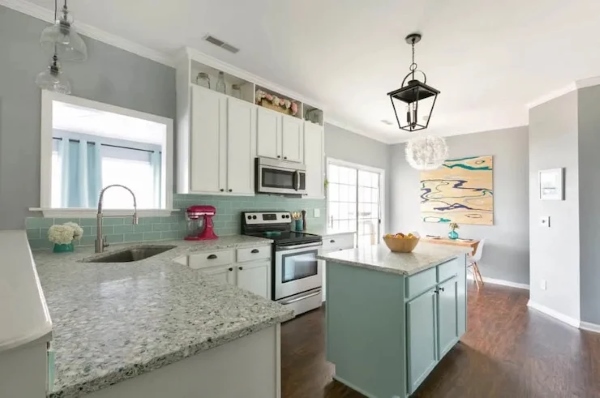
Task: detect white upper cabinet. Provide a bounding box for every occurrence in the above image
[227,98,256,195]
[304,122,325,198]
[256,107,281,160]
[190,85,226,194]
[281,116,304,163]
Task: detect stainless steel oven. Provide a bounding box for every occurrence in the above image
[255,157,307,196]
[274,241,322,301]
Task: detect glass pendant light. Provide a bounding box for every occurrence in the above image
[40,0,87,62]
[36,54,71,94]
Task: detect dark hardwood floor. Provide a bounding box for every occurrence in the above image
[281,282,600,398]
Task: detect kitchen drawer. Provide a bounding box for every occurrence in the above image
[188,249,234,270]
[405,268,437,299]
[322,233,355,252]
[437,258,460,282]
[236,245,271,263]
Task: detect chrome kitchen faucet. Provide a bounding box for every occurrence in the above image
[95,184,139,253]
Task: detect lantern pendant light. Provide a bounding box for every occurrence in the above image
[40,0,88,62]
[387,33,440,132]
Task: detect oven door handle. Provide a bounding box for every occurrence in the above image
[275,242,322,251]
[279,289,321,305]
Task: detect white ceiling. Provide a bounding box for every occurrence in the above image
[21,0,600,143]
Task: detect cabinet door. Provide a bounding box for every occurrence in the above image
[226,98,256,195]
[237,261,270,299]
[437,277,459,358]
[303,122,325,198]
[256,107,281,159]
[281,116,304,162]
[200,265,235,285]
[407,290,437,394]
[190,86,227,193]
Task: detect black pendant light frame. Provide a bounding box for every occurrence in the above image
[387,33,440,132]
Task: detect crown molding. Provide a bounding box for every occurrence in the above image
[575,75,600,90]
[0,0,175,67]
[526,83,577,109]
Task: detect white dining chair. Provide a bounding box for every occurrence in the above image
[468,239,485,290]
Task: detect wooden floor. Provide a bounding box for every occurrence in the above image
[281,282,600,398]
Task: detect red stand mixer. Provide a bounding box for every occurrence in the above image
[184,205,218,240]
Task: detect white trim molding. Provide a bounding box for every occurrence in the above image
[580,322,600,334]
[467,275,530,290]
[527,300,580,329]
[526,76,600,109]
[0,0,175,67]
[28,208,179,218]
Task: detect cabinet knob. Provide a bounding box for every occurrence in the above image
[277,155,281,158]
[220,189,224,192]
[439,287,445,292]
[284,156,288,160]
[228,267,233,271]
[251,249,259,254]
[239,266,243,270]
[330,239,335,243]
[207,254,217,260]
[228,189,232,192]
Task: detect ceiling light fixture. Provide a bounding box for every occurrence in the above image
[40,0,87,62]
[36,0,73,94]
[387,33,439,132]
[405,135,448,171]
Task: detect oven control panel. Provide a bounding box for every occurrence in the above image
[243,212,292,225]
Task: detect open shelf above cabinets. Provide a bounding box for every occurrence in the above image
[303,103,324,126]
[190,60,255,103]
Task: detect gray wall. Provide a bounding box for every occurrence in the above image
[529,91,580,321]
[324,123,392,232]
[0,6,176,229]
[390,126,530,285]
[578,86,600,325]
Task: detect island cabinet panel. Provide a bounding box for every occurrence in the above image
[407,289,438,394]
[324,253,468,398]
[438,277,460,358]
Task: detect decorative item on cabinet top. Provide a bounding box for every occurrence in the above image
[256,88,299,116]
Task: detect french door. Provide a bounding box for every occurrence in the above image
[326,159,384,246]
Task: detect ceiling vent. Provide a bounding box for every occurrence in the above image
[203,35,239,54]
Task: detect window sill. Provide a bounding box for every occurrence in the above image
[28,208,180,218]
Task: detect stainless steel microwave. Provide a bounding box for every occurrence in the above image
[255,157,307,196]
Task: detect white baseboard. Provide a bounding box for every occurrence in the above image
[580,321,600,333]
[467,274,530,290]
[527,300,580,328]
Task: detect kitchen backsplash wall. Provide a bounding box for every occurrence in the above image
[26,194,326,250]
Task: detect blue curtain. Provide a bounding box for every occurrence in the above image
[58,139,103,208]
[151,150,162,208]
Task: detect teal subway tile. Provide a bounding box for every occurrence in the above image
[133,224,153,233]
[79,218,98,226]
[103,218,125,226]
[123,233,145,243]
[160,231,179,240]
[113,224,134,234]
[161,215,179,223]
[139,217,158,225]
[152,223,171,232]
[26,229,41,240]
[81,226,94,237]
[169,223,183,231]
[54,217,81,225]
[106,234,124,244]
[100,225,114,235]
[78,236,96,247]
[28,239,52,250]
[26,217,55,229]
[40,228,50,239]
[143,232,162,241]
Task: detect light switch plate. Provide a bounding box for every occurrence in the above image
[314,208,321,218]
[540,216,550,227]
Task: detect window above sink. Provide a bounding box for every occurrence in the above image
[32,91,177,218]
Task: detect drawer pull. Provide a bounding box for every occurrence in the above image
[228,267,233,271]
[207,254,217,260]
[239,266,243,270]
[251,249,260,254]
[330,239,335,243]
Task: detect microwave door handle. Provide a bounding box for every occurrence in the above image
[295,170,300,191]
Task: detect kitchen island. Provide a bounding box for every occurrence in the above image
[34,236,293,398]
[318,243,470,398]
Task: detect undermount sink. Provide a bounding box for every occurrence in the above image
[84,245,177,263]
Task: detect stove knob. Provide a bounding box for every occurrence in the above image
[252,215,257,220]
[247,215,251,220]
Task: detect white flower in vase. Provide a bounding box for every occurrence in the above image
[48,225,76,245]
[64,222,84,240]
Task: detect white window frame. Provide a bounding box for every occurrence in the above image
[326,157,386,240]
[32,90,177,218]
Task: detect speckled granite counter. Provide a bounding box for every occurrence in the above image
[33,236,293,398]
[317,242,470,276]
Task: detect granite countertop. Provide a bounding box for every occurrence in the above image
[317,242,470,276]
[34,236,293,398]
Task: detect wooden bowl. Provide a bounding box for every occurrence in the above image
[383,236,420,253]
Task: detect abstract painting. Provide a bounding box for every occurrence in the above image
[420,156,494,225]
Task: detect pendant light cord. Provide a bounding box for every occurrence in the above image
[410,38,417,81]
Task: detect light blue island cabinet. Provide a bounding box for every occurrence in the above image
[318,243,470,398]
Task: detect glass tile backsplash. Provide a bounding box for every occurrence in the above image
[26,194,326,250]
